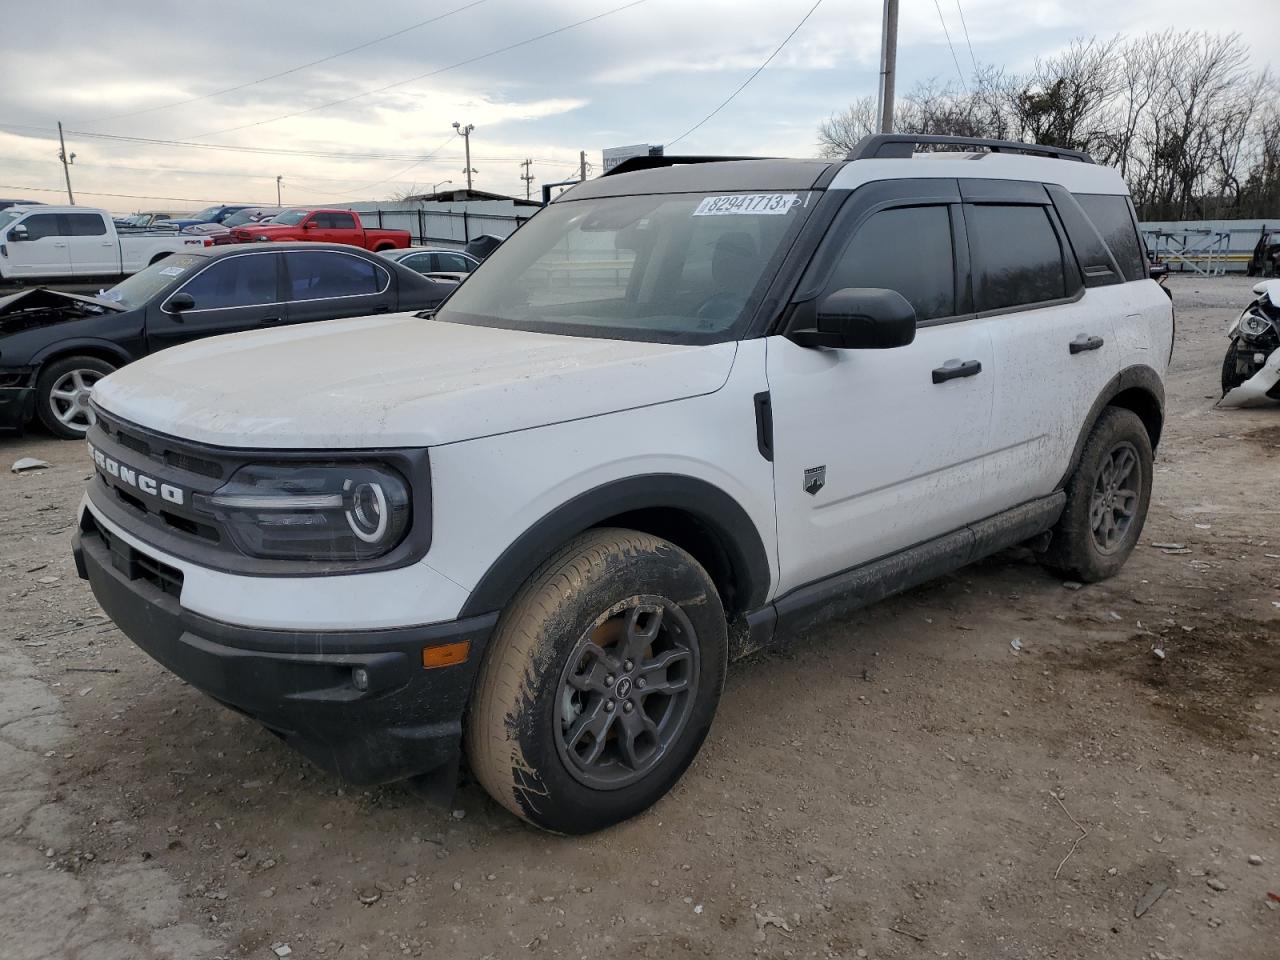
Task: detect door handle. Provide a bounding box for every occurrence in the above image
[260,316,282,323]
[1069,334,1105,354]
[932,359,982,383]
[371,304,391,314]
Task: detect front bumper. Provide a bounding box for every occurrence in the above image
[0,386,35,431]
[74,514,497,786]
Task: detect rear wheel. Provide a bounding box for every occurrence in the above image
[1041,407,1153,582]
[466,528,727,834]
[35,355,115,439]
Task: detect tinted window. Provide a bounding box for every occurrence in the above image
[285,252,384,300]
[824,205,955,321]
[435,252,473,273]
[176,254,279,310]
[1075,193,1146,282]
[317,212,356,229]
[104,254,205,310]
[23,213,63,240]
[398,253,433,275]
[66,213,107,236]
[967,204,1066,311]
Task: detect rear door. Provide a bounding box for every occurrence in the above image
[434,251,476,274]
[315,211,359,244]
[767,179,998,596]
[281,249,394,324]
[6,212,70,277]
[396,251,434,276]
[146,251,285,352]
[64,212,118,275]
[965,181,1119,511]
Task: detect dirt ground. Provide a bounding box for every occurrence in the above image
[1,275,1276,960]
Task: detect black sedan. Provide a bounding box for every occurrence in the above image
[0,243,457,438]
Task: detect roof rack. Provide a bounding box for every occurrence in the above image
[848,134,1094,164]
[601,155,767,177]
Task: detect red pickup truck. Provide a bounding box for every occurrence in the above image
[230,208,410,251]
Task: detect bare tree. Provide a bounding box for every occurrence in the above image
[817,96,879,157]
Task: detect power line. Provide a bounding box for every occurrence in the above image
[0,183,286,206]
[666,0,824,148]
[331,133,459,196]
[932,0,968,90]
[189,0,649,140]
[953,0,979,75]
[76,0,489,126]
[0,155,402,184]
[0,122,579,166]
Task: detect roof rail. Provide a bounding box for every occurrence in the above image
[601,155,769,177]
[848,134,1094,164]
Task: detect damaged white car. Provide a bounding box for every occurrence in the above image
[1220,280,1280,407]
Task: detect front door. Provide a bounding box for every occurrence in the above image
[147,251,285,352]
[767,187,997,597]
[6,212,70,277]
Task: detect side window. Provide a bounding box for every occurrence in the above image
[399,253,432,274]
[436,252,473,273]
[285,252,384,300]
[66,213,108,237]
[824,205,956,321]
[23,214,64,240]
[966,204,1067,311]
[175,254,279,311]
[1074,194,1146,282]
[328,212,357,230]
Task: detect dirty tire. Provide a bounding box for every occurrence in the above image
[466,528,727,834]
[1042,406,1153,583]
[1221,339,1246,396]
[35,355,115,439]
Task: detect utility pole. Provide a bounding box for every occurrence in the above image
[452,122,476,191]
[520,159,534,200]
[276,175,283,206]
[876,0,899,133]
[57,121,75,205]
[579,150,588,182]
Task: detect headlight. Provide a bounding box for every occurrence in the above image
[1239,310,1272,339]
[197,463,411,560]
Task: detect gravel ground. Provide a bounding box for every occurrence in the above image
[0,274,1276,960]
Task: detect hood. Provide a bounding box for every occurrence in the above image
[0,287,123,336]
[1252,280,1280,306]
[92,313,737,449]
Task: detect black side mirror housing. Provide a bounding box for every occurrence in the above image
[1148,262,1169,280]
[790,288,917,349]
[9,227,28,242]
[166,292,195,313]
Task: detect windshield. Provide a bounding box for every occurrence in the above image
[0,210,21,233]
[435,191,814,344]
[191,206,223,221]
[99,254,206,310]
[270,209,309,226]
[223,208,266,227]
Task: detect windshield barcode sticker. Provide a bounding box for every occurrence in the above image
[693,194,800,216]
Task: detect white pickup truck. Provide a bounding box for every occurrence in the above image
[0,206,212,283]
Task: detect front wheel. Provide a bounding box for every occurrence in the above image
[35,355,116,439]
[1041,407,1153,582]
[466,528,727,834]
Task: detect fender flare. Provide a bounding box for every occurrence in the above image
[30,337,135,369]
[1059,364,1164,487]
[457,473,772,619]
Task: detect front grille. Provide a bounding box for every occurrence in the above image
[85,512,184,598]
[164,449,223,479]
[114,429,151,458]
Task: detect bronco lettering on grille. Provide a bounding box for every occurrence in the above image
[87,443,186,506]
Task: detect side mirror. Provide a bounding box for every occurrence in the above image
[790,288,917,349]
[9,225,28,242]
[1148,262,1169,280]
[302,220,317,230]
[166,292,195,314]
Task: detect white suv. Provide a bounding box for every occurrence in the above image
[73,135,1173,834]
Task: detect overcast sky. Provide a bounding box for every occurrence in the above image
[1,0,1276,211]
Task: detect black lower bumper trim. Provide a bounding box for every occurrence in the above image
[0,386,35,432]
[75,521,497,786]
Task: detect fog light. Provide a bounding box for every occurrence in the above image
[352,667,370,691]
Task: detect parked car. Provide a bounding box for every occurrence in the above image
[72,135,1171,834]
[0,206,213,283]
[222,207,288,228]
[115,211,195,230]
[1220,279,1280,403]
[380,246,479,281]
[464,234,504,260]
[189,204,258,225]
[0,243,457,437]
[0,199,44,212]
[230,208,411,251]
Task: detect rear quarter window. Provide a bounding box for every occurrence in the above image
[1074,194,1146,282]
[966,204,1067,311]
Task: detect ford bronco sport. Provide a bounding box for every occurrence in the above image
[74,135,1172,834]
